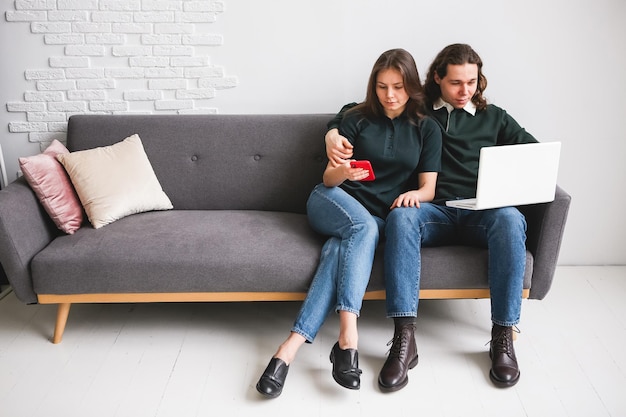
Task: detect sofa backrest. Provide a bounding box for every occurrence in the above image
[66,114,330,214]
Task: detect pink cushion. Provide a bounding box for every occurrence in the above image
[19,140,83,234]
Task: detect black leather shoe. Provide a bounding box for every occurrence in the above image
[378,323,418,392]
[329,342,362,390]
[256,357,289,398]
[489,324,520,388]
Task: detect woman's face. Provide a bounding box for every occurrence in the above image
[376,68,409,119]
[435,63,478,109]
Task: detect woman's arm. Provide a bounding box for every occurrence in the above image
[389,171,438,209]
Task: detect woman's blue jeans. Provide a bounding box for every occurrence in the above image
[384,203,527,327]
[291,184,384,342]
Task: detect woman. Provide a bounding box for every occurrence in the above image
[256,48,442,398]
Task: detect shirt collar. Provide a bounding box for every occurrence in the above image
[433,97,476,116]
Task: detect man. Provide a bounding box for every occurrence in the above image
[325,43,537,391]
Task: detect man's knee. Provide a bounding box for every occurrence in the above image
[387,207,413,225]
[386,207,424,237]
[492,207,527,233]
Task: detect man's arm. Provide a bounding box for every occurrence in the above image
[325,128,353,167]
[497,107,539,145]
[325,103,358,166]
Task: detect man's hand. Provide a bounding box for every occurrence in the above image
[325,128,353,167]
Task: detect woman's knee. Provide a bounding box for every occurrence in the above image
[354,216,381,245]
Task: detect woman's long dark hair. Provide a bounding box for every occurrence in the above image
[424,43,488,111]
[352,48,427,124]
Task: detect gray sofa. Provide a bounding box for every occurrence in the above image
[0,114,571,344]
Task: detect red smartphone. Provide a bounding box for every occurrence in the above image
[350,160,375,181]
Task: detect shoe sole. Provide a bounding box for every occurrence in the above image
[332,374,360,390]
[378,376,408,393]
[489,369,520,388]
[489,349,520,388]
[256,383,282,398]
[377,354,419,393]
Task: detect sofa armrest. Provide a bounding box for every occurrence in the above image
[0,178,59,304]
[519,185,572,300]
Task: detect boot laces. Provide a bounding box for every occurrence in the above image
[386,326,413,359]
[489,325,520,356]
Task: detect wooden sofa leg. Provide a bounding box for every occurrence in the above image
[52,303,71,344]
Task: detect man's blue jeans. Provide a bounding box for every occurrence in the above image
[384,203,527,327]
[291,184,384,342]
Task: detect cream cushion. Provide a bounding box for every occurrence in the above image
[57,134,173,229]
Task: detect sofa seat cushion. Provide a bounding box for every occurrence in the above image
[30,208,533,297]
[31,210,330,295]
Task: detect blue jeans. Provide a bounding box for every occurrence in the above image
[292,184,385,342]
[384,203,527,327]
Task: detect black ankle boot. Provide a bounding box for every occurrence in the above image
[489,324,520,387]
[378,321,418,392]
[329,342,362,390]
[256,357,289,398]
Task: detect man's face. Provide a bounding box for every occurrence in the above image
[435,63,478,109]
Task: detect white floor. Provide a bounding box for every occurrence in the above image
[0,266,624,417]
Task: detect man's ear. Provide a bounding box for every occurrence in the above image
[434,73,441,85]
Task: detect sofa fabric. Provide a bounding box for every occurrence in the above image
[66,114,329,214]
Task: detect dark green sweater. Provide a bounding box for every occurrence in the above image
[329,103,537,204]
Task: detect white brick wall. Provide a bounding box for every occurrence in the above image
[5,0,237,148]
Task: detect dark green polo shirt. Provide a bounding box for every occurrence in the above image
[337,109,442,219]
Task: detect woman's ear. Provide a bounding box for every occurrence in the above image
[434,73,441,85]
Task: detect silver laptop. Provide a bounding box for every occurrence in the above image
[445,142,561,210]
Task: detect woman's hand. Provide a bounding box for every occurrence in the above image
[389,172,438,210]
[325,129,354,167]
[323,161,372,187]
[346,161,373,182]
[390,190,423,209]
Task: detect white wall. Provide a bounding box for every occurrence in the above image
[1,0,625,265]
